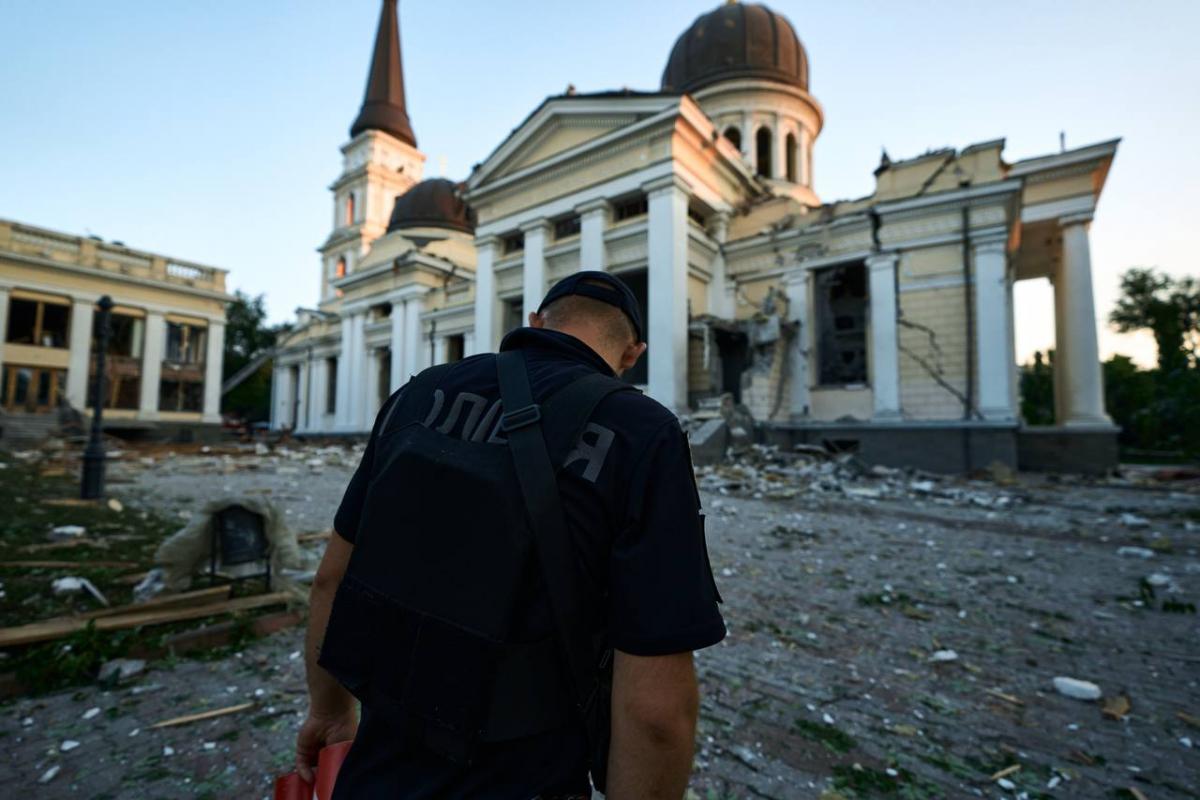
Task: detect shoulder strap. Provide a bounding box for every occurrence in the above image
[495,350,625,729]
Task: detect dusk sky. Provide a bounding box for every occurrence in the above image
[2,0,1196,367]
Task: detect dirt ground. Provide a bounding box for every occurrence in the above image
[1,443,1197,799]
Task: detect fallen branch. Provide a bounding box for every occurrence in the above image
[0,592,292,648]
[150,701,255,729]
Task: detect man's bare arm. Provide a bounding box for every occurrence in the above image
[605,649,699,800]
[296,532,358,782]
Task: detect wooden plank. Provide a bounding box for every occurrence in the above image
[0,560,139,570]
[0,592,292,648]
[149,702,255,729]
[77,586,232,621]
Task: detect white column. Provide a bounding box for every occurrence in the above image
[273,365,292,430]
[403,295,422,382]
[311,356,328,430]
[389,300,407,390]
[866,252,901,420]
[785,270,811,419]
[269,366,281,430]
[295,358,310,432]
[973,239,1015,420]
[463,331,475,359]
[0,287,9,371]
[472,236,499,354]
[65,299,95,410]
[364,349,380,423]
[434,336,448,365]
[336,315,353,429]
[577,200,609,272]
[1056,213,1110,425]
[645,175,690,411]
[349,312,367,430]
[138,311,164,418]
[522,219,550,320]
[740,112,751,158]
[202,320,224,423]
[772,113,785,180]
[706,213,732,319]
[799,128,812,187]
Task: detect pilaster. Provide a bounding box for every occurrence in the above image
[389,299,407,391]
[784,270,810,418]
[706,212,733,319]
[866,252,901,420]
[973,238,1015,421]
[403,294,423,380]
[65,299,95,410]
[336,316,354,429]
[644,174,691,410]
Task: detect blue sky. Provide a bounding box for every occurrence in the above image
[2,0,1197,366]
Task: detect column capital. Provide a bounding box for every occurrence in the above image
[706,210,731,242]
[575,198,610,216]
[474,234,501,250]
[384,284,430,304]
[641,173,692,198]
[865,251,899,271]
[520,217,551,235]
[1059,211,1093,228]
[783,268,808,288]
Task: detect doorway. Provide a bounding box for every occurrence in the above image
[3,366,66,412]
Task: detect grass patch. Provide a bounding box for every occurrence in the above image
[793,718,857,753]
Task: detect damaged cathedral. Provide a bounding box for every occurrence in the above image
[271,0,1119,473]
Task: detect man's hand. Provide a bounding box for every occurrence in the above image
[295,708,358,783]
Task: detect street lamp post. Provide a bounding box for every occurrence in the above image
[81,295,114,499]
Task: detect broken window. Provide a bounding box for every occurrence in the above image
[445,334,464,363]
[814,263,868,386]
[3,365,65,411]
[159,377,203,412]
[165,322,206,365]
[756,127,772,178]
[612,194,648,223]
[325,357,338,414]
[6,296,70,348]
[553,214,581,240]
[502,232,525,255]
[619,269,649,386]
[723,126,742,152]
[90,313,143,410]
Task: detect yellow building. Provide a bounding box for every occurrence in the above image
[274,0,1118,472]
[0,218,231,440]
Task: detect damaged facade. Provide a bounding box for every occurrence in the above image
[273,0,1118,472]
[0,219,231,440]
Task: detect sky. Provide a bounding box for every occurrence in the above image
[2,0,1197,367]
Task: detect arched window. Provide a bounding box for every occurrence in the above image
[785,133,798,182]
[755,127,772,178]
[335,256,347,279]
[723,126,742,152]
[345,193,356,226]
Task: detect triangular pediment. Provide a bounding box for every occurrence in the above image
[470,95,679,188]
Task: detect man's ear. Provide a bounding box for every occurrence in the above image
[619,341,648,375]
[528,312,545,329]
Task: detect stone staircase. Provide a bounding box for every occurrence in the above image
[0,409,76,450]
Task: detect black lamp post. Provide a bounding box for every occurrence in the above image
[81,295,114,499]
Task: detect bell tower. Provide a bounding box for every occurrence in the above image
[319,0,424,303]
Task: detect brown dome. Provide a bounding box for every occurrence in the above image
[386,179,476,234]
[661,2,809,95]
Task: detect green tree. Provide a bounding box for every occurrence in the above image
[1110,268,1200,374]
[222,291,288,423]
[1019,350,1055,425]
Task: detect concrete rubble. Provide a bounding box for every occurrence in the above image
[0,439,1196,798]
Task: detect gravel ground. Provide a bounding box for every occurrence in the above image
[2,444,1197,799]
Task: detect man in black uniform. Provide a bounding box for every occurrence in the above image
[297,271,725,799]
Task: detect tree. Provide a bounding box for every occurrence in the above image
[1110,268,1200,375]
[1019,350,1055,425]
[222,291,289,423]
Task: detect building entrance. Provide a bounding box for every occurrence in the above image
[2,365,66,412]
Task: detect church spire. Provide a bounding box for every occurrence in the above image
[349,0,416,147]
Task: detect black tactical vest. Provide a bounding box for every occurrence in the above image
[318,353,633,782]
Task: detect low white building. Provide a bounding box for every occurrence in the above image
[274,0,1118,473]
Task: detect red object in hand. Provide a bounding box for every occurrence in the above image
[274,740,353,800]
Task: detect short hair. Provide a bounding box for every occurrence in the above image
[539,281,637,349]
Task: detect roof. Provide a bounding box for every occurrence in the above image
[387,179,476,234]
[349,0,416,147]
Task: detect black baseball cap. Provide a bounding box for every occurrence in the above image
[537,270,644,342]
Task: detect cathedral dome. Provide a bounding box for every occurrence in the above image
[661,2,809,95]
[386,179,476,234]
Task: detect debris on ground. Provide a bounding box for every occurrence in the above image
[1053,676,1103,701]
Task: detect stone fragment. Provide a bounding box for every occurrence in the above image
[98,658,146,684]
[1053,677,1102,701]
[60,739,80,751]
[1116,546,1155,559]
[38,765,60,784]
[50,525,86,540]
[930,649,959,663]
